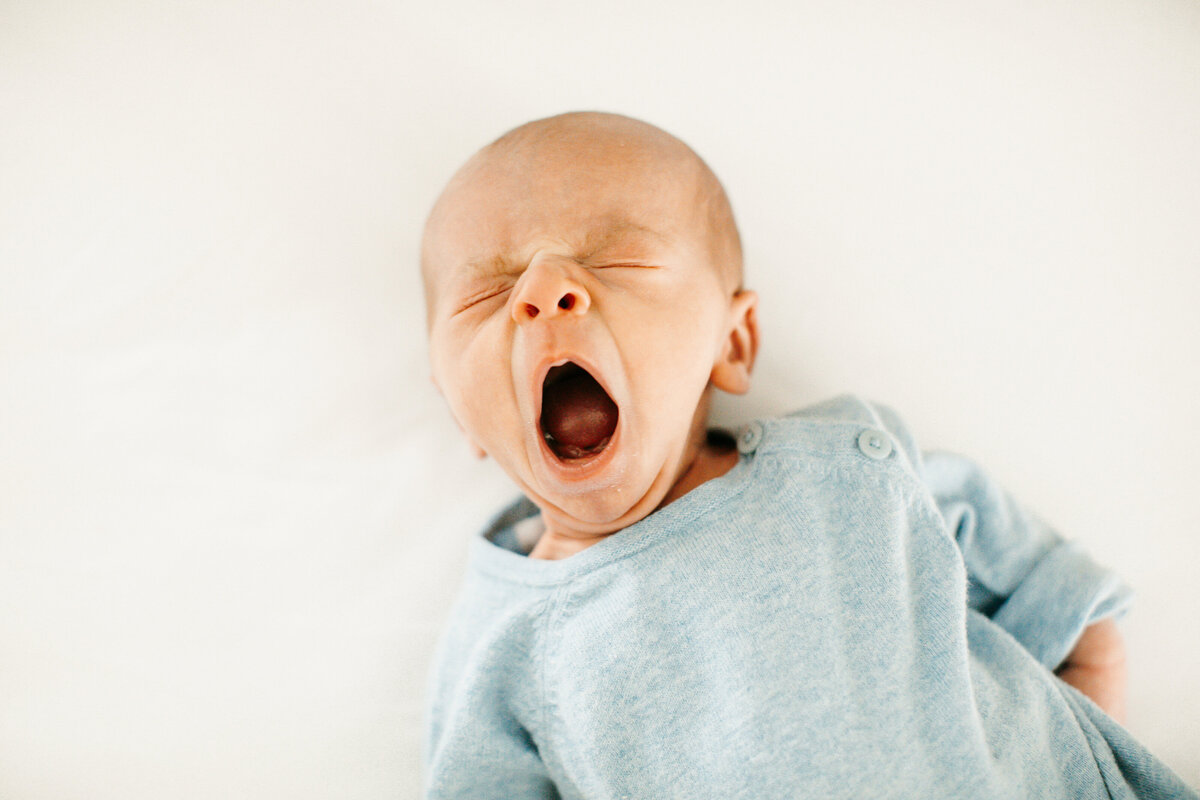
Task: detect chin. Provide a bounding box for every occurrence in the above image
[539,464,671,531]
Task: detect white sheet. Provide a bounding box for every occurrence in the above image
[2,1,1197,796]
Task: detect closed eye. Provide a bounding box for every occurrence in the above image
[453,286,512,315]
[450,263,659,316]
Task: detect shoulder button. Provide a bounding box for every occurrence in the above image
[857,428,893,460]
[737,421,764,454]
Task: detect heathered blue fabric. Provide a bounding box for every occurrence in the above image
[423,394,1196,799]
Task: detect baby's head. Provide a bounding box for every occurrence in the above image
[422,111,758,543]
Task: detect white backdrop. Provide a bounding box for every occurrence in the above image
[2,1,1198,797]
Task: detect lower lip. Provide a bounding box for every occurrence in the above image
[537,419,622,482]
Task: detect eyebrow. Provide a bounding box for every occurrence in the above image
[460,253,521,281]
[578,219,672,258]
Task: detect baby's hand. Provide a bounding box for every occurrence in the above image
[1055,618,1128,723]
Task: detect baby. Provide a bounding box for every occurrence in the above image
[420,112,1195,798]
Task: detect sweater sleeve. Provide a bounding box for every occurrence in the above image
[423,699,559,800]
[870,402,1133,671]
[423,588,560,799]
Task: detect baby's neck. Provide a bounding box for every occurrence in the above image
[656,429,739,508]
[527,431,739,561]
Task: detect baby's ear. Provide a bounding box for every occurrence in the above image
[710,289,759,395]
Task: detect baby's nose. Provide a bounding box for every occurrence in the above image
[510,264,591,323]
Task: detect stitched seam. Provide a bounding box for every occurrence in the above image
[470,416,910,586]
[538,585,571,792]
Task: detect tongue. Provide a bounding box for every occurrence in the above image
[541,370,618,456]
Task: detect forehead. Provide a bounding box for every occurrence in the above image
[424,144,705,284]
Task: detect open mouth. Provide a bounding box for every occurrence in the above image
[539,361,619,461]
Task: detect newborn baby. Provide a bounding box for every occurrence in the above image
[421,112,1195,798]
[422,111,752,564]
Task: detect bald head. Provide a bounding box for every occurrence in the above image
[421,112,743,319]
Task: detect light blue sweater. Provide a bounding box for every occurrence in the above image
[423,395,1196,798]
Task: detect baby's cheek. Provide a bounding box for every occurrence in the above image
[457,371,519,445]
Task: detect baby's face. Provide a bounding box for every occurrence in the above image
[423,115,754,535]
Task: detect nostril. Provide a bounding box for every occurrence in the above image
[558,294,575,311]
[525,303,539,318]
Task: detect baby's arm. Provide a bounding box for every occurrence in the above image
[868,401,1134,719]
[916,447,1133,710]
[1057,618,1128,722]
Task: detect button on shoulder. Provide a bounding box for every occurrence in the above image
[857,428,894,460]
[737,421,764,454]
